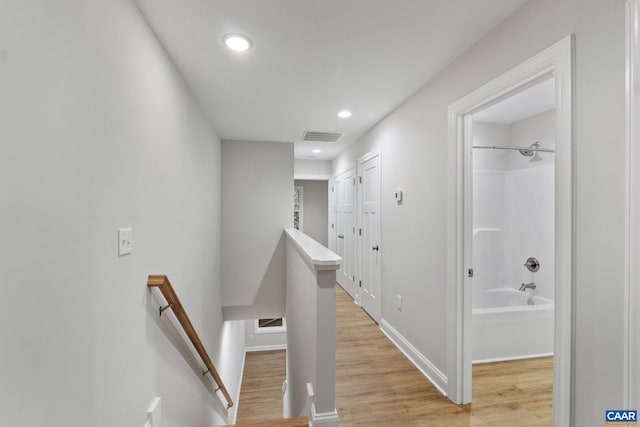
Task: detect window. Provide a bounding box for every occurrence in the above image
[254,318,286,334]
[294,186,303,230]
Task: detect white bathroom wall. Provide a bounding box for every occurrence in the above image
[504,167,555,300]
[472,122,512,171]
[473,112,556,301]
[472,171,507,297]
[506,111,555,300]
[472,123,510,297]
[332,0,628,422]
[0,1,243,426]
[509,109,556,169]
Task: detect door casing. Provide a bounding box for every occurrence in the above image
[357,151,382,322]
[447,36,574,427]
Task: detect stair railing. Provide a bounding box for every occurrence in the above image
[147,275,233,409]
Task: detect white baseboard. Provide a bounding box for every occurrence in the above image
[306,383,339,427]
[245,344,287,352]
[228,350,246,425]
[380,319,448,396]
[309,405,339,427]
[473,352,553,365]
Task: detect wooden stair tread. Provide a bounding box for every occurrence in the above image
[221,417,308,427]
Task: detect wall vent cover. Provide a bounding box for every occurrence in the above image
[301,131,344,142]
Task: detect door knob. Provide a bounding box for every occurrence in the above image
[372,245,379,251]
[338,234,344,239]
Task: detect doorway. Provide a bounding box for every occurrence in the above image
[470,77,556,367]
[331,154,382,322]
[447,36,573,426]
[293,179,329,246]
[332,168,357,297]
[469,78,556,425]
[358,152,381,322]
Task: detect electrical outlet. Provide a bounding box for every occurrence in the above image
[396,294,402,311]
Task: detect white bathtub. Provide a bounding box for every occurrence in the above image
[472,287,554,363]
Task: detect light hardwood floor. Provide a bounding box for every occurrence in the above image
[236,350,287,423]
[236,285,553,426]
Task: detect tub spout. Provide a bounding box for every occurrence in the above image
[519,282,536,292]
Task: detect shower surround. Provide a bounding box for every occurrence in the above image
[471,110,555,362]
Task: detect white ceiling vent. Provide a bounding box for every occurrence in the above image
[301,131,344,143]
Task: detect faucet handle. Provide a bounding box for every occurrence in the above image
[524,257,540,272]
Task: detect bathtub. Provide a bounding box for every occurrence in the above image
[472,287,554,363]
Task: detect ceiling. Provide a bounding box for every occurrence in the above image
[473,77,555,124]
[135,0,529,160]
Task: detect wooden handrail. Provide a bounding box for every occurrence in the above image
[147,275,233,409]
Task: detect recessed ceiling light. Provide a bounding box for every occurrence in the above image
[223,33,253,52]
[312,149,321,154]
[338,110,352,118]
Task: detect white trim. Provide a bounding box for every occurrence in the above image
[254,318,287,334]
[228,350,246,425]
[245,344,288,352]
[380,319,448,396]
[294,173,332,181]
[294,185,304,232]
[473,352,554,365]
[447,36,574,426]
[284,228,342,271]
[626,0,640,408]
[357,150,382,322]
[306,383,339,427]
[332,165,358,299]
[328,178,335,253]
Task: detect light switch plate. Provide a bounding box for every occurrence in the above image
[396,294,403,310]
[118,228,133,256]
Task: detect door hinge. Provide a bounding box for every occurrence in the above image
[359,228,362,236]
[331,223,334,229]
[359,280,362,288]
[352,227,355,233]
[352,178,356,185]
[352,276,355,282]
[359,176,362,184]
[331,186,334,192]
[468,268,474,278]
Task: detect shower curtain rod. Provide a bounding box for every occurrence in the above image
[472,145,555,153]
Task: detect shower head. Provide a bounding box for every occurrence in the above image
[529,151,543,162]
[519,142,542,161]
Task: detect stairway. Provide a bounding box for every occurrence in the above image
[222,416,308,427]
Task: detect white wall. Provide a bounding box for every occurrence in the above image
[221,140,294,320]
[294,159,332,178]
[294,180,329,246]
[0,1,243,426]
[244,319,287,351]
[331,0,628,423]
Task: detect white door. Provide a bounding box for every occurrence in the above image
[333,168,356,297]
[358,153,381,322]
